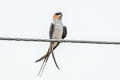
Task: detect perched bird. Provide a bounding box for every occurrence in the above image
[35,12,67,76]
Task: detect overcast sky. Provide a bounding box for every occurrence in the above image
[0,0,120,80]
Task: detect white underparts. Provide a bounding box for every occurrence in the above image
[52,20,63,39]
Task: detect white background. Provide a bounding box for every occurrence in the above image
[0,0,120,80]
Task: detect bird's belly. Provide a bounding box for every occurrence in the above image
[53,26,63,39]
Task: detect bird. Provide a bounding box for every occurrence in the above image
[35,12,67,76]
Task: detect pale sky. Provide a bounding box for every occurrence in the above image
[0,0,120,80]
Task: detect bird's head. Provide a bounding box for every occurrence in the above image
[53,12,62,20]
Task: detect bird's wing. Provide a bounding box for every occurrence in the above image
[62,26,67,39]
[49,23,54,39]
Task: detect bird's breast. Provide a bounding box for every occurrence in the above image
[53,24,63,39]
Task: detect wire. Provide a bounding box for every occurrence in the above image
[0,37,120,45]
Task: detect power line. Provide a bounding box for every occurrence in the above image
[0,37,120,45]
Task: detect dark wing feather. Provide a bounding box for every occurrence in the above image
[62,26,67,39]
[49,23,54,39]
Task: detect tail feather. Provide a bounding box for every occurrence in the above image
[52,52,60,69]
[35,42,58,63]
[35,54,47,62]
[35,42,60,76]
[35,47,51,63]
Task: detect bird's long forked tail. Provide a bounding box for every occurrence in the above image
[35,42,60,77]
